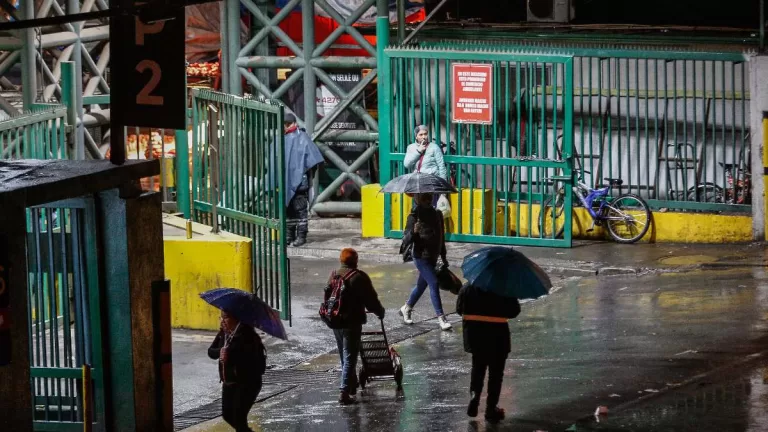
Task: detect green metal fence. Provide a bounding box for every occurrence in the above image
[27,200,106,431]
[422,41,752,214]
[0,106,68,160]
[190,89,291,320]
[380,46,575,247]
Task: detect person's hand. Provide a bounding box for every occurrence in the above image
[441,259,449,269]
[377,310,386,320]
[220,347,228,362]
[417,141,428,153]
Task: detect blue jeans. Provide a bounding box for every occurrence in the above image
[406,257,444,316]
[333,325,362,392]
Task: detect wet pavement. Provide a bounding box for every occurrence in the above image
[175,259,768,431]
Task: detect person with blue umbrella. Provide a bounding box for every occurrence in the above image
[200,289,288,431]
[457,246,552,423]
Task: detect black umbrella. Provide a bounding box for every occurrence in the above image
[380,172,458,194]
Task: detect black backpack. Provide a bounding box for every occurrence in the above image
[319,269,358,329]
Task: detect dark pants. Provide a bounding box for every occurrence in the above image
[470,353,507,409]
[406,257,444,316]
[222,381,261,432]
[287,190,309,242]
[333,325,362,392]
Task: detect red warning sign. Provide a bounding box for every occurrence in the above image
[451,63,493,125]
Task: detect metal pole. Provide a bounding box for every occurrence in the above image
[402,0,450,45]
[227,0,242,94]
[220,2,230,93]
[175,129,191,218]
[397,0,405,43]
[69,0,85,159]
[82,364,93,432]
[302,0,316,134]
[20,0,37,108]
[209,104,220,233]
[377,0,392,230]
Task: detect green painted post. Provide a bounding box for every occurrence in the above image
[175,129,191,218]
[377,0,392,237]
[61,62,78,158]
[20,0,36,109]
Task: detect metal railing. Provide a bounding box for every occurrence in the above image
[0,106,68,160]
[421,40,752,213]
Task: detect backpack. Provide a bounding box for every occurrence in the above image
[319,269,358,329]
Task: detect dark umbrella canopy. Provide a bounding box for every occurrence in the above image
[380,172,458,194]
[200,288,288,340]
[461,247,552,300]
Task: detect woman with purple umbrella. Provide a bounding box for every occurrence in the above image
[200,289,287,431]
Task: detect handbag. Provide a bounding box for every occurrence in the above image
[436,266,463,295]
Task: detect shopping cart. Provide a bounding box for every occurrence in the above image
[358,313,403,391]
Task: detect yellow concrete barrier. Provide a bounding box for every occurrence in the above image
[362,183,752,243]
[163,215,252,330]
[362,184,494,237]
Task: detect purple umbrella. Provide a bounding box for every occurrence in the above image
[200,288,288,340]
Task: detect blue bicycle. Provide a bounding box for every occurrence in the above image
[539,170,652,243]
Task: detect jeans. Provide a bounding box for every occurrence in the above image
[333,325,362,392]
[222,380,261,432]
[470,353,507,409]
[406,257,444,316]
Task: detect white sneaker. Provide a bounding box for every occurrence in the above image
[399,304,414,325]
[438,316,452,331]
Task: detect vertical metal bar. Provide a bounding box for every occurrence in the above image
[228,0,242,94]
[682,59,689,198]
[44,210,62,413]
[398,0,406,42]
[209,105,220,233]
[377,0,392,235]
[740,63,747,200]
[514,62,520,236]
[635,59,640,196]
[302,0,316,134]
[563,58,574,246]
[721,61,727,196]
[20,0,36,108]
[607,59,613,192]
[731,62,737,200]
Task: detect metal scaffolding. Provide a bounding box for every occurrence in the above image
[0,0,110,159]
[222,0,390,215]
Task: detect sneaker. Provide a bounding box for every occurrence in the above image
[467,393,480,417]
[399,304,413,325]
[293,237,307,247]
[485,406,505,423]
[338,391,354,405]
[438,315,452,331]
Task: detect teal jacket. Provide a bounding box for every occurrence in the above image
[404,141,448,180]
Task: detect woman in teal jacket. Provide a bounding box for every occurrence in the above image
[404,125,448,206]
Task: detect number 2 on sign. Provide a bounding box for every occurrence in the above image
[0,265,6,296]
[136,60,163,106]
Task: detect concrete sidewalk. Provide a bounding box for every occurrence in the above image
[293,222,767,277]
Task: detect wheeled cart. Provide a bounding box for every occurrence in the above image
[358,313,403,391]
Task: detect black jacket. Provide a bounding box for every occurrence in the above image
[456,283,521,355]
[208,324,264,385]
[401,205,447,262]
[333,266,385,326]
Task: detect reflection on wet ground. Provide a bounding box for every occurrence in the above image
[180,266,768,431]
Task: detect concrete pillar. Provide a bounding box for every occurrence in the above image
[0,192,33,431]
[750,55,768,240]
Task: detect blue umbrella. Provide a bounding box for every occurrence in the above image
[461,247,552,299]
[200,288,288,340]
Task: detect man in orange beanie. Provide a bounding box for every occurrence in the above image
[325,248,385,404]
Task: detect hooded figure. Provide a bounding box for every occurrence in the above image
[268,113,324,246]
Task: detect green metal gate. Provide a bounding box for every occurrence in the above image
[380,47,575,247]
[27,199,106,431]
[190,89,291,320]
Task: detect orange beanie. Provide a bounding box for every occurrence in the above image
[340,248,358,268]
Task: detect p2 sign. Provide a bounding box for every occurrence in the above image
[111,3,186,130]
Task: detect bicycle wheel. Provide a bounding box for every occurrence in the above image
[539,189,567,239]
[605,194,652,243]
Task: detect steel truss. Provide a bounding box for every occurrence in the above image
[1,0,109,159]
[222,0,392,215]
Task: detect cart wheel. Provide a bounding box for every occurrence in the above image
[394,365,404,391]
[359,367,367,389]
